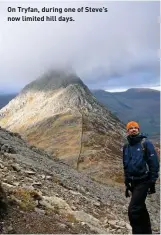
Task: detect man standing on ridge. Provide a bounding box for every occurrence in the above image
[122,121,159,234]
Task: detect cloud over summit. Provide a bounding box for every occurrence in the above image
[0,1,159,92]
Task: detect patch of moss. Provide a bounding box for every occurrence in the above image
[12,188,37,211]
[65,213,78,223]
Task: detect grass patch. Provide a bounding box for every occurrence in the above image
[65,213,78,223]
[11,188,38,211]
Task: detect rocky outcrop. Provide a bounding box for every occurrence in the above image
[0,127,160,234]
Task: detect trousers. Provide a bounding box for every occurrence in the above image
[128,179,152,234]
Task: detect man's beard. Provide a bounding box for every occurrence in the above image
[131,131,139,136]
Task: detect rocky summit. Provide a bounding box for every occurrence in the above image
[0,70,125,184]
[0,127,160,234]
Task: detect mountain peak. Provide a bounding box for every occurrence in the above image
[126,88,158,93]
[22,69,84,93]
[0,70,125,179]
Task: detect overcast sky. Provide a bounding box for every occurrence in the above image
[0,1,160,93]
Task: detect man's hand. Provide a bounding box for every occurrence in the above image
[125,188,131,197]
[125,181,132,198]
[148,182,156,194]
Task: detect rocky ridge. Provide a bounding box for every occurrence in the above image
[0,71,125,184]
[0,127,160,234]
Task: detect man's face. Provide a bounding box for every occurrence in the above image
[127,126,139,136]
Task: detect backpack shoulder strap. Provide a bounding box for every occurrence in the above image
[122,141,129,156]
[141,138,145,150]
[141,138,147,162]
[123,140,129,148]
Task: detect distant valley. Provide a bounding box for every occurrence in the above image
[92,88,160,140]
[0,94,17,109]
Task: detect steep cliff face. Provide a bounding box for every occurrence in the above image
[0,70,125,183]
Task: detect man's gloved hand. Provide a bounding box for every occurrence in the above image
[125,188,130,197]
[125,181,132,198]
[148,181,156,194]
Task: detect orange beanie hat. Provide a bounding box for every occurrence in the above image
[126,121,139,130]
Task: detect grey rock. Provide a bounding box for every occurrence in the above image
[2,182,15,189]
[46,175,52,180]
[57,223,68,230]
[125,222,132,230]
[24,170,36,175]
[32,182,42,186]
[108,219,117,226]
[93,201,100,207]
[7,225,14,232]
[34,207,45,215]
[11,163,21,172]
[12,182,20,187]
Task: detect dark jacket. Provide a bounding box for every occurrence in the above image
[123,133,159,183]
